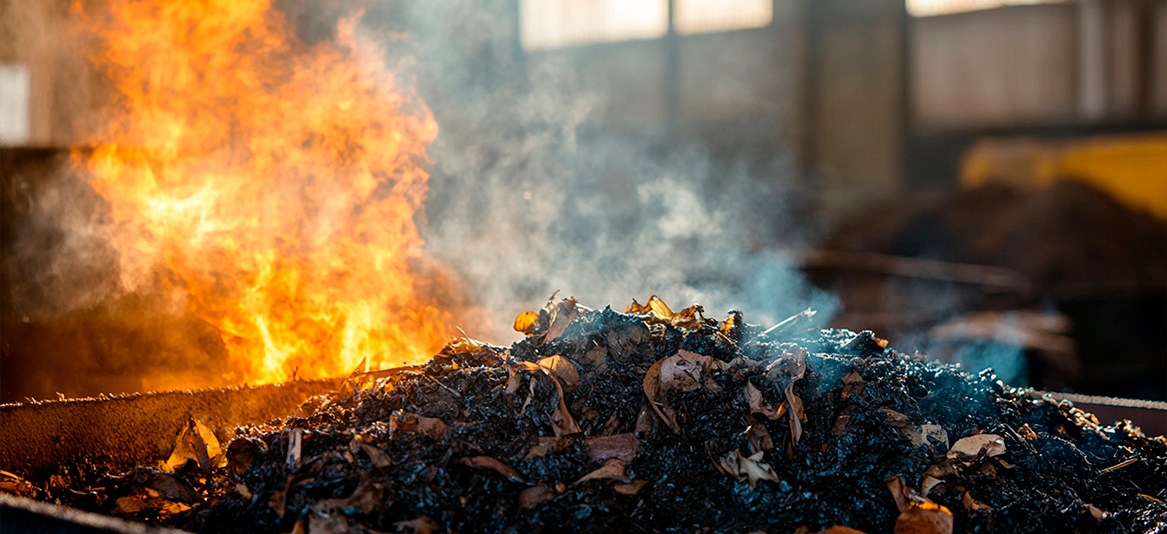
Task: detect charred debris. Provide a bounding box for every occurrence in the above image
[4,297,1166,533]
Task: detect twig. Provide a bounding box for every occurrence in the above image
[1100,457,1140,474]
[754,309,817,341]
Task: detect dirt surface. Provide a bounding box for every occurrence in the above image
[6,298,1166,533]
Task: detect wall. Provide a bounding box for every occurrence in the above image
[911,3,1078,131]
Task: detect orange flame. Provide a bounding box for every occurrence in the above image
[75,0,452,383]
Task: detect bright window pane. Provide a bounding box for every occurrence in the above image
[0,64,31,145]
[521,0,668,50]
[675,0,773,35]
[907,0,1067,17]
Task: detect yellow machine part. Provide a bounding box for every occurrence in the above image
[961,133,1167,219]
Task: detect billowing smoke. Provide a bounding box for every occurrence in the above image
[369,1,839,342]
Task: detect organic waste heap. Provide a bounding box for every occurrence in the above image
[10,298,1167,533]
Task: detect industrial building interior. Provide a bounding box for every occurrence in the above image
[2,1,1167,532]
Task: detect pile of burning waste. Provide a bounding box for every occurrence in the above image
[5,297,1166,533]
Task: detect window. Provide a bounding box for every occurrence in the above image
[907,0,1068,18]
[520,0,773,50]
[0,64,31,145]
[675,0,773,35]
[520,0,668,51]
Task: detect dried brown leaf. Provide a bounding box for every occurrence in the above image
[311,480,385,517]
[894,501,954,534]
[947,434,1006,464]
[394,515,439,534]
[115,495,148,514]
[643,358,681,433]
[443,337,487,354]
[841,370,865,399]
[574,458,629,485]
[920,476,943,497]
[268,475,314,518]
[416,416,449,441]
[524,437,559,460]
[925,461,955,478]
[627,295,703,329]
[660,352,706,392]
[961,492,990,516]
[1084,504,1108,524]
[885,476,913,513]
[166,418,223,473]
[513,311,540,334]
[518,485,557,508]
[718,449,780,487]
[743,415,775,453]
[784,382,805,447]
[586,433,638,462]
[767,348,807,382]
[545,371,583,437]
[909,425,949,449]
[613,480,648,495]
[459,456,524,482]
[538,355,580,389]
[601,412,621,436]
[359,443,393,468]
[286,429,304,470]
[546,298,578,341]
[832,405,855,437]
[634,404,655,435]
[881,408,914,429]
[306,512,351,534]
[225,437,265,476]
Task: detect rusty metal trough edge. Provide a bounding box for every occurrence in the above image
[0,378,343,480]
[0,491,190,534]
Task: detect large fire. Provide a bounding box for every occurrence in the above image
[74,0,454,384]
